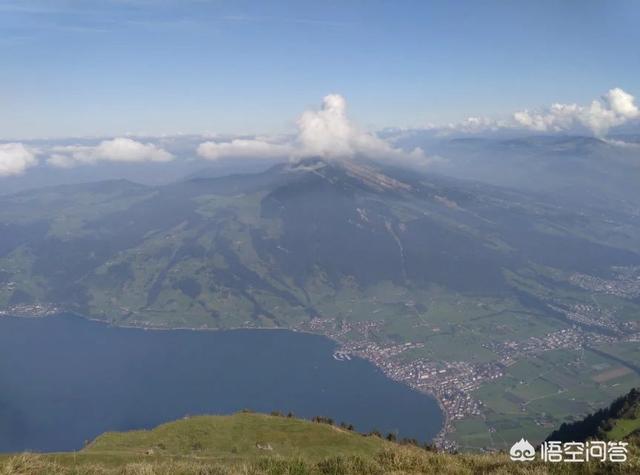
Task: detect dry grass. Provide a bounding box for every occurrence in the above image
[1,447,639,475]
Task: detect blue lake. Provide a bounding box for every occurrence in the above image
[0,314,443,453]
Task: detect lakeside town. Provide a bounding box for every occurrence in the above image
[0,302,61,318]
[569,267,640,300]
[299,304,640,451]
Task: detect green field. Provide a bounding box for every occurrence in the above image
[458,348,640,449]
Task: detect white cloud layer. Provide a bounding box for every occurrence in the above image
[432,88,639,138]
[512,88,639,136]
[0,143,38,177]
[197,138,292,161]
[198,94,427,165]
[48,137,174,168]
[445,88,640,137]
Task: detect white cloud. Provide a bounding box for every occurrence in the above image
[512,88,639,136]
[197,94,427,166]
[428,88,639,138]
[444,116,510,134]
[197,138,293,161]
[0,143,38,176]
[605,88,638,118]
[296,94,424,161]
[513,103,580,132]
[47,137,173,168]
[296,94,355,158]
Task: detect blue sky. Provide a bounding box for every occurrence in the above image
[1,0,639,138]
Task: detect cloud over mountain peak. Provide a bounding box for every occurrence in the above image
[198,94,427,165]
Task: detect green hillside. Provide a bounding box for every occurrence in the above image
[604,399,640,443]
[85,412,394,461]
[548,388,640,444]
[1,412,639,474]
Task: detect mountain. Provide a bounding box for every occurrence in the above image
[2,157,640,452]
[547,387,640,444]
[1,157,638,329]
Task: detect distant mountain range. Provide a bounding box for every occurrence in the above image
[393,134,640,211]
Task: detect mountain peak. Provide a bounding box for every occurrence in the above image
[285,157,413,193]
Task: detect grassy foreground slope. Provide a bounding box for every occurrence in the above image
[86,413,393,461]
[1,412,639,474]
